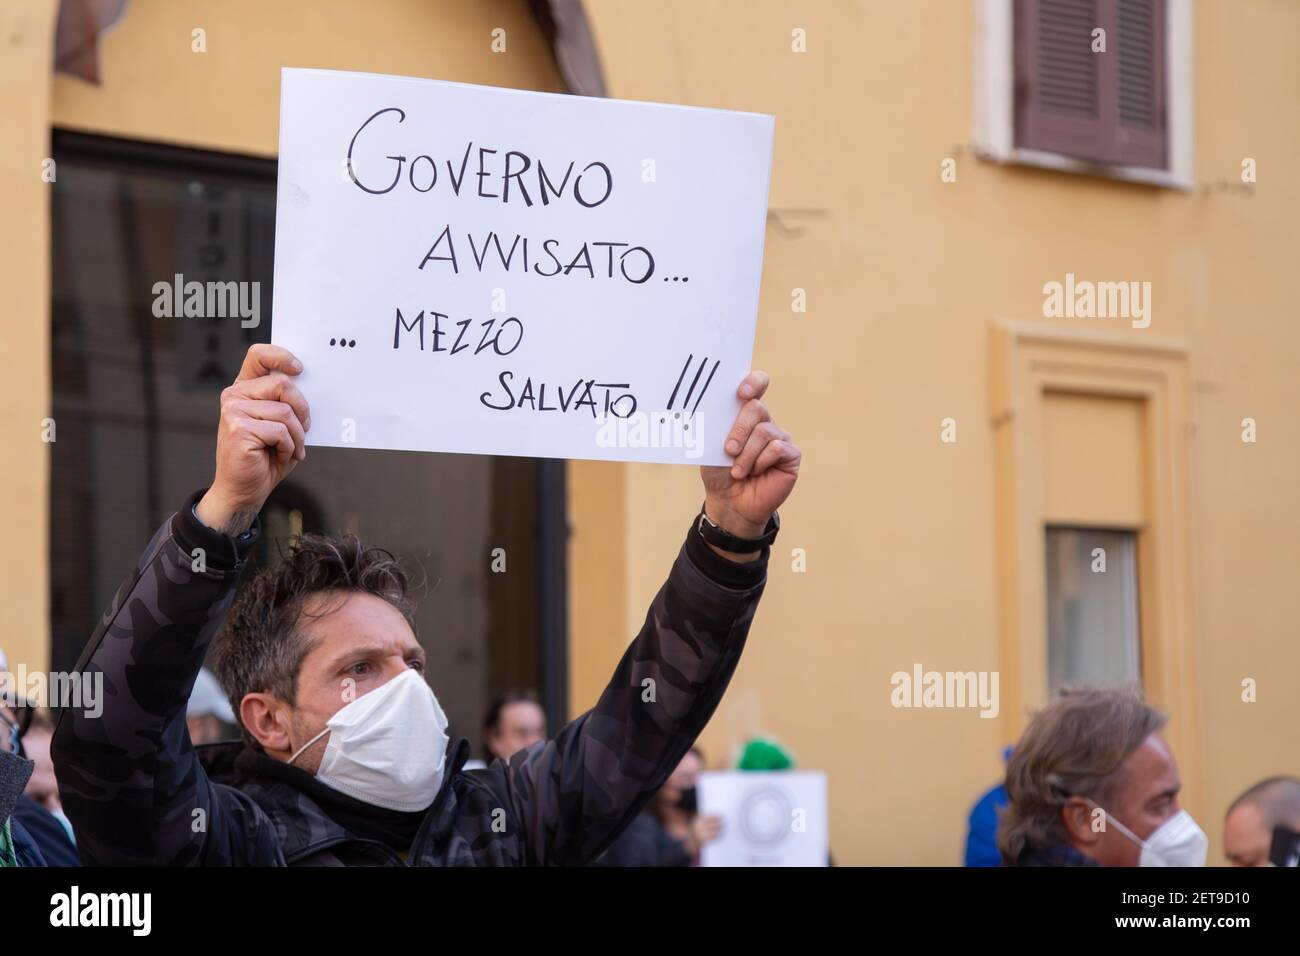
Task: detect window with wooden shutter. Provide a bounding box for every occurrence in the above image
[1015,0,1167,169]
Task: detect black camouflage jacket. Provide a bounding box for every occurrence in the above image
[52,491,767,866]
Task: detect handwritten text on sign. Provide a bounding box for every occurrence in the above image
[270,69,774,465]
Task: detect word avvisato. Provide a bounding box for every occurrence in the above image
[416,225,656,284]
[347,107,613,208]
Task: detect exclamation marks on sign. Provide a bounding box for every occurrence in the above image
[667,354,721,415]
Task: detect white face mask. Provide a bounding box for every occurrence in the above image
[51,808,77,846]
[1108,808,1208,867]
[288,668,449,812]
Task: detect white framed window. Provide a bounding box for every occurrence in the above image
[973,0,1194,189]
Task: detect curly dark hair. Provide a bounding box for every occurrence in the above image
[212,533,415,748]
[997,685,1167,865]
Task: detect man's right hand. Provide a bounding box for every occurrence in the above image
[195,344,311,536]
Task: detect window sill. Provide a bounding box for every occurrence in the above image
[974,144,1193,192]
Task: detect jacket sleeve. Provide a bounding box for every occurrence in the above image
[502,517,767,866]
[51,491,281,866]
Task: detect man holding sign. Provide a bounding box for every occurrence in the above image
[52,343,799,865]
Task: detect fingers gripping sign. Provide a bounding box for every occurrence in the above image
[195,345,313,536]
[699,370,801,560]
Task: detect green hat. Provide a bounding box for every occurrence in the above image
[736,737,795,771]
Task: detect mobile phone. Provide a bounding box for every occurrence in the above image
[1268,825,1300,868]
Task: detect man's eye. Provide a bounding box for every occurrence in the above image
[349,662,371,676]
[406,660,424,673]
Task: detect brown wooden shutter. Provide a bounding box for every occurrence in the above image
[1015,0,1167,169]
[1112,0,1167,167]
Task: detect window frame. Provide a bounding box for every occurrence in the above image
[973,0,1194,189]
[990,319,1199,806]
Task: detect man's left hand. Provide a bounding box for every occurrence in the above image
[699,370,801,560]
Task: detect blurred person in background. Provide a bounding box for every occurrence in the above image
[656,747,722,862]
[187,667,236,745]
[1,753,45,866]
[1,648,46,867]
[963,746,1013,867]
[458,689,547,772]
[594,747,721,866]
[999,686,1207,867]
[482,690,547,764]
[14,710,80,865]
[1223,776,1300,867]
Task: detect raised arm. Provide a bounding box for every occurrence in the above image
[52,345,311,865]
[501,370,801,865]
[51,496,280,864]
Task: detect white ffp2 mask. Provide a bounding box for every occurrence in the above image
[1108,808,1208,867]
[288,668,449,812]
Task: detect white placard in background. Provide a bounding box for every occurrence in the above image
[698,771,828,867]
[271,68,774,466]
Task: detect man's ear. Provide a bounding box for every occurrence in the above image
[1060,795,1104,849]
[240,692,293,754]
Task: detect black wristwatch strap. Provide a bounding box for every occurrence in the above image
[695,507,780,553]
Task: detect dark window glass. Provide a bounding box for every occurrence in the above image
[49,132,566,744]
[1045,527,1141,692]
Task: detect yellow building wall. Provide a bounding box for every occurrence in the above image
[0,0,58,676]
[579,0,1300,865]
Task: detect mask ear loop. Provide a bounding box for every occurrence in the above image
[285,671,421,768]
[1046,774,1146,849]
[288,727,330,767]
[1095,807,1146,848]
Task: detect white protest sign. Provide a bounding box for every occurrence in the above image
[271,68,774,466]
[698,771,828,867]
